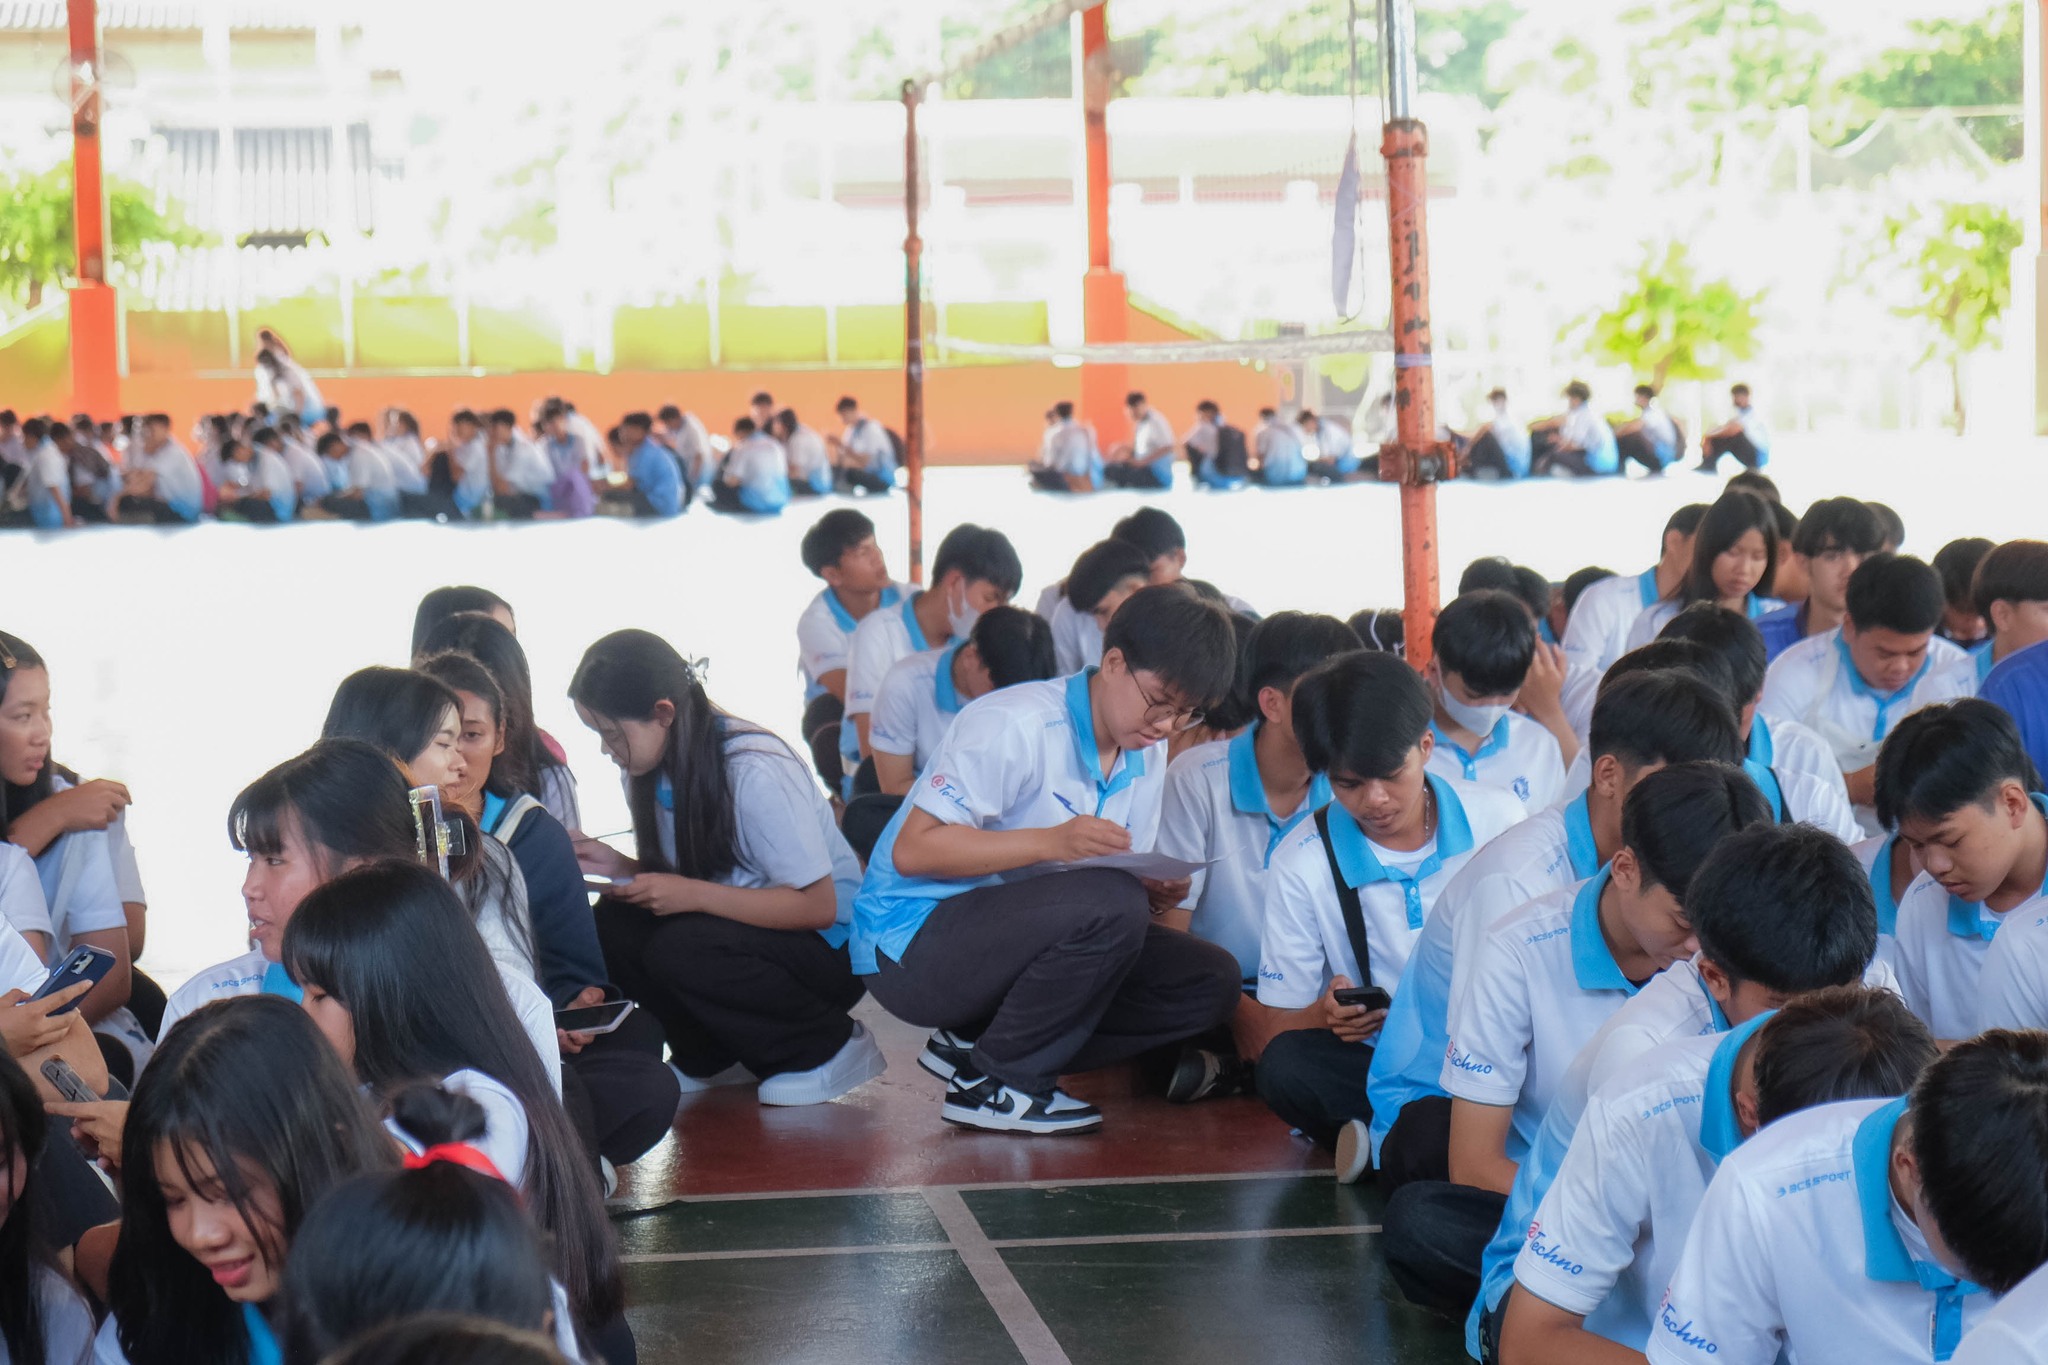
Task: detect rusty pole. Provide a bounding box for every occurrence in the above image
[902,79,926,586]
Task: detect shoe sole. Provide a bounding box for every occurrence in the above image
[940,1103,1103,1135]
[758,1039,889,1107]
[1334,1122,1371,1184]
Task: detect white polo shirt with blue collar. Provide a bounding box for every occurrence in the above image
[1955,1257,2048,1364]
[1647,1097,1992,1365]
[1970,880,2048,1036]
[852,670,1168,976]
[1854,831,1911,973]
[1256,774,1523,1012]
[1626,592,1782,654]
[1506,1014,1768,1354]
[1155,724,1332,981]
[1891,801,2047,1038]
[869,641,968,775]
[795,581,908,701]
[1442,868,1658,1158]
[1426,712,1565,813]
[1367,792,1602,1163]
[843,592,948,789]
[1564,567,1663,678]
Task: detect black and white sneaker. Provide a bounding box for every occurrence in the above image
[1165,1045,1251,1104]
[918,1028,978,1082]
[941,1073,1103,1135]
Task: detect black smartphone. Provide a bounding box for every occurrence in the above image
[40,1056,98,1103]
[26,945,117,1014]
[1332,985,1392,1012]
[552,999,637,1035]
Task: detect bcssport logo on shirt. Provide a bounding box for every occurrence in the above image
[1513,776,1532,801]
[1524,925,1570,947]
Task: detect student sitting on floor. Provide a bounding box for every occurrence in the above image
[853,586,1244,1135]
[1030,401,1102,493]
[605,411,685,518]
[1644,1030,2041,1365]
[1973,539,2048,690]
[1625,490,1782,650]
[257,423,328,513]
[13,419,75,529]
[1754,496,1885,663]
[1253,409,1308,487]
[1185,400,1252,490]
[1153,612,1362,1100]
[1251,651,1526,1164]
[796,509,908,793]
[1693,380,1771,473]
[831,397,898,495]
[1530,381,1618,478]
[1461,389,1531,481]
[870,606,1057,796]
[1381,761,1771,1318]
[1613,383,1681,474]
[310,431,398,522]
[1762,553,1977,835]
[569,630,880,1108]
[1103,391,1178,490]
[1944,1040,2048,1365]
[774,407,835,497]
[1299,409,1359,482]
[1424,591,1567,813]
[711,417,791,516]
[1496,983,1935,1365]
[486,409,556,520]
[1049,538,1155,676]
[1564,503,1705,678]
[212,435,296,524]
[116,413,204,524]
[654,403,715,500]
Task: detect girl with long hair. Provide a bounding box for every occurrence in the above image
[415,610,580,830]
[1624,489,1782,649]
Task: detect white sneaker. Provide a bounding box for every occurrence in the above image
[941,1073,1103,1135]
[1334,1118,1372,1185]
[669,1060,756,1099]
[756,1022,889,1107]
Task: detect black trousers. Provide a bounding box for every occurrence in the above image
[34,1125,118,1252]
[497,491,543,520]
[319,492,373,520]
[1254,1026,1375,1149]
[216,498,281,522]
[1702,431,1762,470]
[1463,431,1512,479]
[710,482,749,513]
[1534,444,1596,477]
[1028,468,1071,492]
[1103,461,1170,489]
[596,902,864,1078]
[840,794,904,864]
[1616,430,1667,474]
[561,1007,681,1167]
[1377,1093,1452,1198]
[398,490,460,519]
[866,870,1240,1095]
[115,495,188,524]
[803,692,845,791]
[126,969,168,1041]
[838,468,893,495]
[1382,1180,1508,1316]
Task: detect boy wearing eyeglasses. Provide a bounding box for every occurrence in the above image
[851,586,1245,1135]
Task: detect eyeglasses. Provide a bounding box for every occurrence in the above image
[1130,670,1206,732]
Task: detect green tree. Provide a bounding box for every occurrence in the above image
[1622,0,1829,115]
[1569,242,1765,389]
[1842,3,2022,159]
[0,165,201,310]
[1882,201,2023,432]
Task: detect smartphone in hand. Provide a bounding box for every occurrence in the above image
[1331,985,1392,1012]
[27,945,117,1015]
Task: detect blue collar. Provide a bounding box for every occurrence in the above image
[1637,567,1660,608]
[1974,639,1995,684]
[1323,774,1475,929]
[1743,757,1785,821]
[1853,1097,1986,1361]
[1562,792,1600,880]
[1698,1010,1772,1162]
[1835,633,1935,742]
[1946,792,2048,939]
[1064,670,1143,812]
[655,771,674,812]
[259,961,302,1004]
[1747,714,1775,767]
[1228,723,1331,864]
[1430,716,1510,781]
[901,594,931,652]
[933,640,966,715]
[1870,832,1904,937]
[1568,867,1641,994]
[480,790,507,834]
[1744,593,1771,621]
[824,583,902,634]
[1696,966,1732,1032]
[244,1304,283,1365]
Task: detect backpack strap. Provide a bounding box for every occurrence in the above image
[487,793,542,844]
[1314,806,1374,990]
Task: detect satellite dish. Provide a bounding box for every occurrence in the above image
[50,47,137,133]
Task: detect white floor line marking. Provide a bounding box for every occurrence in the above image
[922,1187,1074,1365]
[623,1166,1325,1204]
[619,1222,1380,1264]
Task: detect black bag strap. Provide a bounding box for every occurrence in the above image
[1315,806,1374,990]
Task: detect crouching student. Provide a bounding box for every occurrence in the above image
[1151,612,1363,1100]
[568,630,882,1107]
[1251,651,1526,1168]
[853,587,1244,1134]
[1873,699,2048,1041]
[1382,762,1771,1316]
[869,607,1058,796]
[310,432,398,521]
[1048,539,1154,677]
[1645,1030,2047,1365]
[1496,985,1936,1365]
[1425,591,1567,813]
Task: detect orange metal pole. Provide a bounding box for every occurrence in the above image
[67,0,119,420]
[1078,3,1129,450]
[1380,117,1447,673]
[902,81,926,586]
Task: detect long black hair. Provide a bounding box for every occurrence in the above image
[281,1086,559,1364]
[410,586,513,658]
[228,738,417,875]
[417,611,565,804]
[281,860,621,1331]
[316,1316,569,1365]
[416,650,510,800]
[569,627,793,882]
[0,1051,57,1365]
[0,631,63,834]
[108,996,394,1365]
[1682,491,1779,606]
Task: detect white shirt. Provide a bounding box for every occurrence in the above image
[869,644,967,774]
[0,921,47,995]
[1646,1097,1992,1365]
[1890,869,2031,1039]
[1969,892,2048,1037]
[1559,404,1606,451]
[1761,628,1976,834]
[386,1067,531,1188]
[0,843,53,943]
[1256,777,1525,1011]
[15,1265,94,1365]
[345,441,398,496]
[1132,409,1175,459]
[785,422,831,484]
[1640,402,1680,451]
[1565,569,1661,677]
[1048,595,1103,676]
[160,947,563,1094]
[1156,728,1331,980]
[795,582,909,695]
[846,596,941,717]
[28,440,69,510]
[843,416,896,475]
[493,432,555,499]
[1443,871,1652,1155]
[451,433,492,508]
[1514,1029,1737,1352]
[1559,715,1858,842]
[272,439,327,498]
[243,446,294,503]
[662,413,716,489]
[383,432,429,492]
[1044,420,1095,478]
[1425,712,1565,813]
[1955,1258,2048,1364]
[139,440,202,508]
[1033,580,1065,622]
[727,433,789,501]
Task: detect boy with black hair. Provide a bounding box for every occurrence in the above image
[853,586,1244,1135]
[1251,652,1526,1168]
[1614,382,1681,473]
[1932,537,1993,648]
[1252,408,1309,486]
[1875,700,2048,1041]
[607,411,684,518]
[1762,553,1976,831]
[844,523,1022,765]
[1426,591,1567,812]
[1153,613,1362,1099]
[795,509,910,790]
[484,408,554,519]
[1755,497,1886,662]
[831,396,898,494]
[1499,983,1935,1365]
[1299,408,1359,481]
[1695,382,1770,472]
[307,431,398,522]
[1103,390,1178,489]
[1657,603,1861,840]
[1565,503,1708,677]
[712,414,792,516]
[1563,567,1617,622]
[1647,1031,2042,1365]
[1974,539,2048,677]
[1943,1035,2048,1365]
[1869,499,1906,553]
[1053,538,1154,674]
[1110,505,1187,583]
[869,607,1058,796]
[1369,668,1744,1193]
[1030,400,1099,492]
[116,412,204,524]
[653,402,715,495]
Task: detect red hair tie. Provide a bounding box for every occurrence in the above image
[403,1142,509,1185]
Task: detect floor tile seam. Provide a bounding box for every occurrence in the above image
[618,1222,1383,1264]
[923,1188,1074,1365]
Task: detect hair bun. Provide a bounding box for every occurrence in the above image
[387,1082,488,1148]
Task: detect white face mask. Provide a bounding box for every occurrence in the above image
[1437,671,1511,737]
[947,582,982,641]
